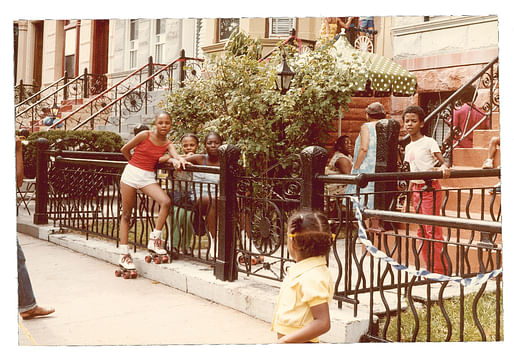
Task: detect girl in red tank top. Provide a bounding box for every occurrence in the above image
[117,111,188,271]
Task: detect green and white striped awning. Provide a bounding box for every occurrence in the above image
[332,36,417,97]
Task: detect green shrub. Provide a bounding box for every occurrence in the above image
[22,130,123,179]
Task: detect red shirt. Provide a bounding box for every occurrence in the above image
[129,132,171,172]
[451,103,489,148]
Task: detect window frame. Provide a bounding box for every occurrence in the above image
[217,18,240,42]
[266,17,297,38]
[128,19,139,69]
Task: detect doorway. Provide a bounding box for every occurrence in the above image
[91,20,109,94]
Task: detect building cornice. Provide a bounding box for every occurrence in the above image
[392,15,498,37]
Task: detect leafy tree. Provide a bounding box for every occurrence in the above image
[163,31,367,174]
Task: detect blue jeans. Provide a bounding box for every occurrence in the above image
[18,238,37,313]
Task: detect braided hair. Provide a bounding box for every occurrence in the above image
[287,209,332,258]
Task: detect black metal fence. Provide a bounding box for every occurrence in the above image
[31,141,502,341]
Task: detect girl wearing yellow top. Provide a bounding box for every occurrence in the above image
[271,210,334,343]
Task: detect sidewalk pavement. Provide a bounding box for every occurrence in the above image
[17,232,279,346]
[15,204,370,346]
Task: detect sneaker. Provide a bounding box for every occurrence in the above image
[119,253,135,270]
[148,232,167,255]
[482,158,493,169]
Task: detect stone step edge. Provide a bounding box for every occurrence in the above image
[16,218,372,344]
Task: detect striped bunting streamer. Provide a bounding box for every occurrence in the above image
[349,196,502,287]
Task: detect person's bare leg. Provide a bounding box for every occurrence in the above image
[119,182,137,269]
[120,182,137,246]
[141,183,171,230]
[141,183,171,254]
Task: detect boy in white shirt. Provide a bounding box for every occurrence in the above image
[403,106,450,274]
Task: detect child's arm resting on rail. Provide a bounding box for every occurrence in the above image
[166,143,189,169]
[434,152,451,179]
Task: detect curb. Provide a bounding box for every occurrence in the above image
[17,216,371,343]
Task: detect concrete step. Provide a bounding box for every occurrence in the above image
[452,147,501,168]
[473,129,500,148]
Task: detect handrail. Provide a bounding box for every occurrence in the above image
[15,74,84,119]
[15,75,64,109]
[49,62,153,130]
[318,168,501,187]
[68,54,204,131]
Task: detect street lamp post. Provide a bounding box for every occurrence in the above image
[50,99,60,119]
[275,52,295,95]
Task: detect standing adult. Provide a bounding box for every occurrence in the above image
[345,102,399,212]
[16,136,55,320]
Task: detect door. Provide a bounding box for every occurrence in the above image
[91,20,109,94]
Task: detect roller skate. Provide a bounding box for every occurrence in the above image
[237,230,264,265]
[145,232,170,264]
[115,253,138,279]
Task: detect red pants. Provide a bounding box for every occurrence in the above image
[411,181,446,274]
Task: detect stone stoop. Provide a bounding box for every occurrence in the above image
[16,215,373,343]
[440,110,501,218]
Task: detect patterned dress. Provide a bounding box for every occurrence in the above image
[345,121,377,209]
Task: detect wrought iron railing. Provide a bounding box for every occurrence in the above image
[14,80,40,104]
[39,146,219,265]
[50,51,204,131]
[318,169,502,342]
[15,71,108,132]
[31,142,502,341]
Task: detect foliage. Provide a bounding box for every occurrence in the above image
[224,31,262,59]
[164,32,367,175]
[22,130,123,179]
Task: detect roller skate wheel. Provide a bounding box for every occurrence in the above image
[251,257,258,265]
[123,272,130,279]
[161,256,169,264]
[153,257,161,264]
[145,255,152,263]
[130,271,138,279]
[115,270,122,277]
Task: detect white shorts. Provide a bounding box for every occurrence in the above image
[120,163,157,189]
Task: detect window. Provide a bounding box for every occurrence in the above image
[129,19,139,69]
[155,19,166,35]
[154,19,166,63]
[218,18,239,41]
[268,18,295,37]
[64,25,77,77]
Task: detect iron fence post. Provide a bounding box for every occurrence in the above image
[179,49,185,88]
[33,138,50,225]
[63,71,68,100]
[83,68,89,98]
[148,56,154,92]
[19,79,24,102]
[300,146,328,210]
[215,144,240,281]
